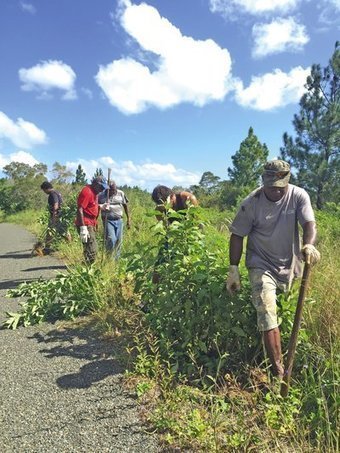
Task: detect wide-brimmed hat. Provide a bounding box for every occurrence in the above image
[262,160,291,187]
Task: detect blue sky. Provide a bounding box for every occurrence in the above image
[0,0,339,189]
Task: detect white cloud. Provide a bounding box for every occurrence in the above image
[318,0,340,26]
[66,157,200,190]
[234,66,309,110]
[0,151,39,170]
[81,87,93,99]
[20,2,36,15]
[19,60,77,100]
[0,111,47,149]
[326,0,340,9]
[252,17,309,58]
[96,1,232,114]
[209,0,299,18]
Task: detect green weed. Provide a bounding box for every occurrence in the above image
[4,264,107,329]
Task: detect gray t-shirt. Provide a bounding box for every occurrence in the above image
[99,190,129,220]
[229,184,315,282]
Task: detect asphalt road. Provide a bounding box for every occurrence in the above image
[0,223,159,452]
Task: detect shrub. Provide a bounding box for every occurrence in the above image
[127,207,260,380]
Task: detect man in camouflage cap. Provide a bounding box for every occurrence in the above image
[226,159,320,380]
[262,159,291,187]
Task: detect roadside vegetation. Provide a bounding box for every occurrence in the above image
[2,190,339,452]
[0,43,339,451]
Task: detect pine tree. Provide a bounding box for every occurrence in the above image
[228,127,269,188]
[74,164,87,185]
[93,168,104,178]
[280,42,340,209]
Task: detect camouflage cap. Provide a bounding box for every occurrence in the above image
[262,160,291,187]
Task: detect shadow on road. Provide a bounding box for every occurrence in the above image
[0,278,41,290]
[22,265,67,272]
[0,253,32,259]
[57,359,118,389]
[29,321,126,389]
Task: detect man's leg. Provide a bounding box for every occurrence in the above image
[84,226,97,264]
[263,327,284,378]
[44,218,55,254]
[113,219,123,260]
[56,220,72,243]
[105,220,117,253]
[249,269,284,379]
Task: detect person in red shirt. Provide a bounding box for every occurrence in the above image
[75,176,108,263]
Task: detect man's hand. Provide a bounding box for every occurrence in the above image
[301,244,321,265]
[226,265,241,295]
[79,226,90,243]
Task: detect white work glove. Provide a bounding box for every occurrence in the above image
[100,203,110,211]
[79,226,90,243]
[226,265,241,295]
[301,244,321,265]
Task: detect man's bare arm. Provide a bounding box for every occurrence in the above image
[123,204,131,228]
[188,193,198,206]
[226,233,244,295]
[76,207,85,226]
[302,221,317,245]
[229,233,244,265]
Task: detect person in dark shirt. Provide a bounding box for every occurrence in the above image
[40,181,71,252]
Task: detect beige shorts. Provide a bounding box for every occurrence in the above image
[248,268,290,332]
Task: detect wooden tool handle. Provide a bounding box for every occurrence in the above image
[281,263,312,397]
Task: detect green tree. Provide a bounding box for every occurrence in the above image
[3,162,47,180]
[280,42,340,209]
[51,162,74,184]
[228,127,269,188]
[2,162,48,213]
[74,164,87,185]
[217,180,245,209]
[198,171,221,195]
[0,179,19,213]
[172,185,188,192]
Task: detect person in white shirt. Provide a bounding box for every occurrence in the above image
[99,182,130,260]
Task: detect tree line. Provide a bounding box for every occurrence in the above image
[0,43,338,215]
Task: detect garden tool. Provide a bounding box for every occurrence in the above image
[280,261,312,397]
[103,168,112,249]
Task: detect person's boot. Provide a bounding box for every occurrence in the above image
[263,327,284,379]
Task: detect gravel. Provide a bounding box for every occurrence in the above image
[0,223,160,452]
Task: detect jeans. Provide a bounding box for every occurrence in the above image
[105,218,123,259]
